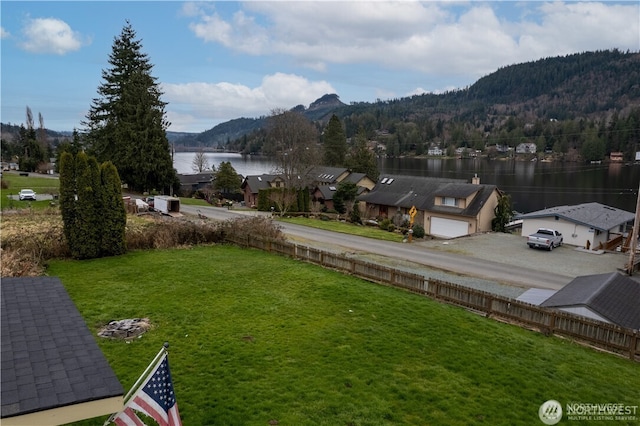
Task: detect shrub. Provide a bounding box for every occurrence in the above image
[412,224,426,239]
[219,216,284,242]
[378,218,393,231]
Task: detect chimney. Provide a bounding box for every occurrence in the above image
[472,173,480,185]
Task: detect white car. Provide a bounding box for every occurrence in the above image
[18,189,37,201]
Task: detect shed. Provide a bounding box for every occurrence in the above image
[1,277,123,425]
[540,272,640,329]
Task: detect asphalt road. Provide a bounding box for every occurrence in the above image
[181,204,571,290]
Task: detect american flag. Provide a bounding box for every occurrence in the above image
[113,353,182,426]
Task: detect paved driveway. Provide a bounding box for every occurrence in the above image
[414,231,626,278]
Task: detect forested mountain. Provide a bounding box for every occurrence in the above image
[3,50,639,163]
[171,93,347,148]
[221,50,640,161]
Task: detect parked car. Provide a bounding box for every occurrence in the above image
[527,228,563,251]
[18,189,37,201]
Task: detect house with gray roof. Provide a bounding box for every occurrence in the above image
[358,174,502,238]
[177,172,214,196]
[241,174,279,208]
[515,202,634,250]
[1,277,123,425]
[540,272,640,329]
[241,167,375,211]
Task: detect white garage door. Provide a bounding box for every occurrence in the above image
[431,217,469,238]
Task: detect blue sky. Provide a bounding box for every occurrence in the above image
[2,1,639,133]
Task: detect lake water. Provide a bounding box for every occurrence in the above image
[173,152,639,214]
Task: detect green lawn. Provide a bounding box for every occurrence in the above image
[1,172,59,194]
[278,216,407,242]
[1,173,60,211]
[48,245,639,426]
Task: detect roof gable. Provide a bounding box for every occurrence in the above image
[515,203,634,231]
[241,174,278,193]
[540,272,640,329]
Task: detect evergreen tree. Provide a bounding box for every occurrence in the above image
[346,128,379,181]
[350,200,362,224]
[581,132,606,162]
[492,194,513,233]
[73,152,102,259]
[60,152,127,259]
[100,162,127,256]
[59,151,77,250]
[333,180,358,215]
[322,114,347,166]
[55,130,83,173]
[214,161,242,195]
[18,108,46,172]
[83,21,177,194]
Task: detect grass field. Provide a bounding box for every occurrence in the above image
[47,245,639,426]
[1,172,60,211]
[278,216,408,242]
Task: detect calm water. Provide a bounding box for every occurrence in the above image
[174,152,639,214]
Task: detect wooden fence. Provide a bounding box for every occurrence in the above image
[225,234,640,361]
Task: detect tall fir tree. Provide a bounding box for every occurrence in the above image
[322,114,347,166]
[83,21,177,194]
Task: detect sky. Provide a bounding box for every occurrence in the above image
[1,1,639,133]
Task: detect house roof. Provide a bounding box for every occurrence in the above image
[306,166,349,184]
[178,173,213,185]
[358,174,498,217]
[514,202,634,231]
[540,272,640,329]
[1,277,123,419]
[314,185,337,200]
[341,172,367,185]
[241,174,279,194]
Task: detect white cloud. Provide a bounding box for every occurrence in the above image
[1,27,10,39]
[162,73,335,131]
[186,1,639,82]
[20,17,85,55]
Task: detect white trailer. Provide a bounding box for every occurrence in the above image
[154,196,181,216]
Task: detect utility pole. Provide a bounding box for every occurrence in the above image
[627,179,640,275]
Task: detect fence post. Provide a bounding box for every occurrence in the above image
[485,295,493,318]
[630,330,638,361]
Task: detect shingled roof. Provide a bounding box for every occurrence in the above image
[515,202,634,231]
[358,174,498,217]
[1,277,123,423]
[241,174,279,194]
[540,272,640,329]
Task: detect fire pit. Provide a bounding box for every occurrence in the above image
[98,318,151,340]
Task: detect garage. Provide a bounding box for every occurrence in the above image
[431,217,469,238]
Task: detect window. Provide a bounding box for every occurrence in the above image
[442,197,457,207]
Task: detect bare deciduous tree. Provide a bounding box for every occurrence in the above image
[191,148,210,173]
[264,109,319,215]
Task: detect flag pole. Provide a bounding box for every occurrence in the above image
[123,342,169,403]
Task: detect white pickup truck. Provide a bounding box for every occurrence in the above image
[527,228,563,251]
